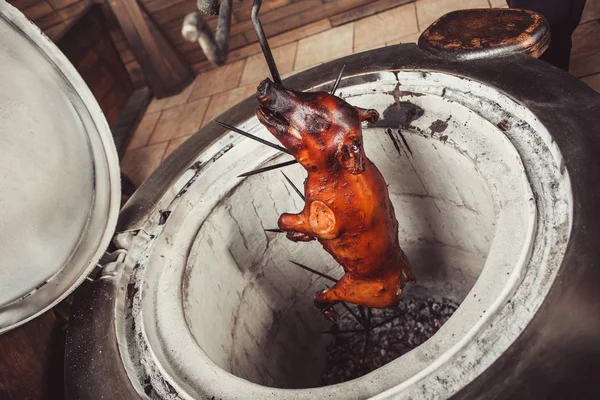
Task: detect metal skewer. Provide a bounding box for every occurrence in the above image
[330,64,346,95]
[289,260,337,283]
[361,308,373,363]
[238,159,298,177]
[358,306,367,323]
[214,120,291,154]
[281,171,305,201]
[340,303,367,328]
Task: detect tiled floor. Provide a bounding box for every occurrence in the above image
[121,0,600,187]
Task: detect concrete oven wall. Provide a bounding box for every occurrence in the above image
[182,123,496,388]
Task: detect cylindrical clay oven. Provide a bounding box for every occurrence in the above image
[103,71,567,399]
[1,3,600,400]
[123,70,540,393]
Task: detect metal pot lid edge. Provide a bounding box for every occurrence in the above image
[0,1,120,333]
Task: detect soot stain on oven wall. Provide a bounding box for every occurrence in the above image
[429,119,449,134]
[373,100,424,130]
[367,83,425,130]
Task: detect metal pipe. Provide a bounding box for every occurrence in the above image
[182,0,233,66]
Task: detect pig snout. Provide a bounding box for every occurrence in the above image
[257,78,293,111]
[256,78,272,101]
[257,78,281,105]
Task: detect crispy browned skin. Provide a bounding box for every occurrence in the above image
[256,78,414,309]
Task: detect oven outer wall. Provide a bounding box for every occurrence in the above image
[65,44,600,399]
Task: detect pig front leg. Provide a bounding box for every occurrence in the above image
[278,211,315,242]
[278,200,341,242]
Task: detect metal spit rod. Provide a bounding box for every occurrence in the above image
[251,0,282,84]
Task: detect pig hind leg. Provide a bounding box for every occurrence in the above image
[314,272,403,309]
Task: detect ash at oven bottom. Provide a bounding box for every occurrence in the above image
[321,296,459,385]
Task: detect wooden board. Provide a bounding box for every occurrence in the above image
[108,0,194,98]
[418,8,551,61]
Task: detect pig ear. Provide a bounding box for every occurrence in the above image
[336,143,365,175]
[355,107,379,123]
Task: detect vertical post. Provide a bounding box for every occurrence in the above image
[108,0,195,98]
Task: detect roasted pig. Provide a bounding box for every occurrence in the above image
[256,78,415,309]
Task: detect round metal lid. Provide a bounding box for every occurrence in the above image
[0,3,120,333]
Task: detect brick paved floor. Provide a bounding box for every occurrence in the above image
[121,0,600,186]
